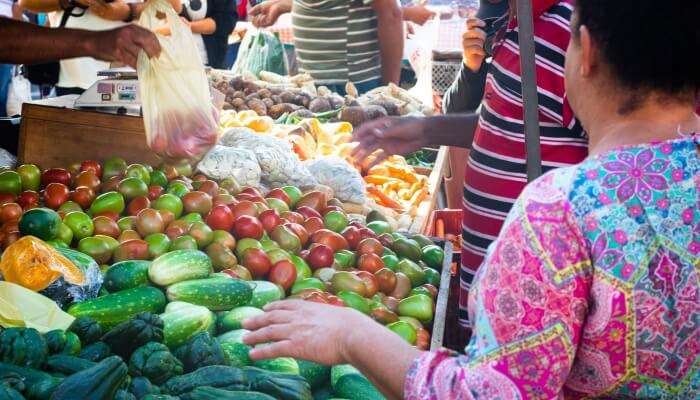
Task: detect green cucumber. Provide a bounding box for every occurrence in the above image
[217,307,264,333]
[252,357,299,375]
[68,286,167,329]
[331,365,384,400]
[166,279,253,311]
[217,329,250,345]
[247,281,285,308]
[46,355,96,375]
[103,260,152,292]
[161,301,216,349]
[297,360,330,389]
[148,250,213,286]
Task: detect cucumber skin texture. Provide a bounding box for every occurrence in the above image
[160,302,215,349]
[166,279,253,311]
[103,260,152,292]
[247,281,284,309]
[149,250,213,286]
[217,307,264,333]
[330,365,385,400]
[67,286,167,329]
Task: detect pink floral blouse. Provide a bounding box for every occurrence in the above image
[405,136,700,399]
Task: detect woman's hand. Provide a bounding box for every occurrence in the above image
[350,116,429,169]
[462,17,487,72]
[242,300,371,365]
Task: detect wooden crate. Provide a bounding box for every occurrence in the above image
[408,145,449,233]
[18,102,160,168]
[430,240,454,351]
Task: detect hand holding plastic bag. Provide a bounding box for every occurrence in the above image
[137,0,219,164]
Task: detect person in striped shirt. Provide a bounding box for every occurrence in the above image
[353,0,587,336]
[249,0,403,95]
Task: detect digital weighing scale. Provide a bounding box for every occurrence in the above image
[74,68,141,115]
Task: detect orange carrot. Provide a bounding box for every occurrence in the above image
[435,218,445,238]
[367,186,404,210]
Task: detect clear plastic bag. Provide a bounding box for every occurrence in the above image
[6,66,31,117]
[232,28,289,77]
[137,0,219,164]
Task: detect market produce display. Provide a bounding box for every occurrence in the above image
[0,158,446,400]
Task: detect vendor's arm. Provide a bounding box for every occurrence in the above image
[0,18,160,67]
[249,0,290,27]
[350,113,480,167]
[373,0,403,84]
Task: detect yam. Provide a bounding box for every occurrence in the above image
[339,106,368,127]
[232,91,246,99]
[280,91,297,104]
[262,98,275,109]
[270,94,282,104]
[229,76,245,90]
[344,95,359,107]
[309,97,332,113]
[257,88,272,99]
[243,81,261,95]
[369,100,399,116]
[268,103,299,119]
[328,95,345,110]
[245,93,261,101]
[364,105,389,120]
[231,98,246,108]
[317,86,332,97]
[247,99,268,116]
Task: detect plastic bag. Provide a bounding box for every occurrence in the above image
[196,145,262,187]
[6,66,31,117]
[304,157,366,204]
[232,28,289,77]
[137,0,219,164]
[405,18,439,107]
[0,148,16,169]
[0,282,75,332]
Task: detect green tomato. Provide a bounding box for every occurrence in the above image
[267,248,290,264]
[18,208,61,241]
[153,193,184,219]
[235,238,263,258]
[117,216,136,231]
[16,164,41,192]
[423,267,440,287]
[63,211,94,241]
[125,164,151,185]
[281,186,302,207]
[166,182,189,198]
[337,291,370,315]
[265,198,289,214]
[144,233,171,259]
[386,320,417,345]
[323,210,348,233]
[260,237,280,252]
[90,191,125,215]
[102,157,128,180]
[169,235,198,251]
[118,177,148,200]
[0,170,22,196]
[382,247,397,257]
[333,250,356,269]
[45,240,69,249]
[180,212,203,224]
[367,220,392,235]
[291,278,325,294]
[77,235,115,264]
[290,254,312,281]
[150,170,168,188]
[58,201,83,214]
[56,222,74,245]
[398,294,434,324]
[421,245,444,269]
[381,254,400,271]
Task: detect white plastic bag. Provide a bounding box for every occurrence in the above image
[405,18,439,107]
[137,0,219,164]
[6,67,31,117]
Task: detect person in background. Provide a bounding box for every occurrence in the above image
[352,0,588,336]
[401,0,434,26]
[249,0,403,95]
[179,0,236,69]
[19,0,180,96]
[0,0,22,117]
[0,17,161,67]
[442,0,507,113]
[242,1,700,398]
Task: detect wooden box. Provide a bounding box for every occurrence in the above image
[18,102,160,168]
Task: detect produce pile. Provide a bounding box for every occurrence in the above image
[0,158,446,400]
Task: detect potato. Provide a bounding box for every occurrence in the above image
[339,106,368,127]
[268,103,299,119]
[309,97,332,113]
[243,81,261,95]
[229,76,245,90]
[369,100,399,116]
[262,98,275,109]
[270,94,282,104]
[233,91,246,99]
[280,91,297,104]
[364,104,389,120]
[293,93,312,108]
[223,103,235,110]
[245,93,261,101]
[247,98,268,116]
[257,88,272,99]
[231,98,246,108]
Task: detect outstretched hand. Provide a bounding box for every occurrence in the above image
[350,116,429,169]
[87,24,161,68]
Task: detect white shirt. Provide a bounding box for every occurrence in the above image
[0,0,14,18]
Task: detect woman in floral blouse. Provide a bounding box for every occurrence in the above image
[242,0,700,398]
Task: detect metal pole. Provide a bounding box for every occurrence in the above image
[516,0,542,181]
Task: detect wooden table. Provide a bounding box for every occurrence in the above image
[18,99,159,168]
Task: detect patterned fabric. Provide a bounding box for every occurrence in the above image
[406,135,700,399]
[459,0,589,329]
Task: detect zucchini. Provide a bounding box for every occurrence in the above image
[166,279,252,311]
[160,302,215,349]
[182,387,275,400]
[46,355,96,375]
[149,250,212,287]
[103,260,152,292]
[49,356,128,400]
[0,384,24,400]
[161,365,248,395]
[297,360,330,389]
[68,286,167,329]
[330,365,384,400]
[0,363,62,400]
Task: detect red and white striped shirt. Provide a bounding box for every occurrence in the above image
[459,0,588,328]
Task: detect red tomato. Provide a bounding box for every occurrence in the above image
[341,226,362,250]
[70,186,95,210]
[326,295,346,307]
[284,222,309,247]
[148,185,164,201]
[269,260,297,291]
[266,188,291,206]
[0,193,17,206]
[296,206,322,220]
[41,168,71,187]
[303,217,325,235]
[197,180,219,197]
[17,191,39,209]
[127,196,151,216]
[241,248,272,279]
[43,183,70,209]
[259,209,282,233]
[230,200,258,219]
[358,253,384,274]
[206,204,235,231]
[100,175,122,193]
[356,270,379,297]
[233,215,264,239]
[93,211,120,222]
[80,160,102,178]
[357,238,383,256]
[0,203,22,224]
[307,243,334,270]
[236,193,264,203]
[280,211,304,225]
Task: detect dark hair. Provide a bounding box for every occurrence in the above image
[574,0,700,98]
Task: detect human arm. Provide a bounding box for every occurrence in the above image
[0,18,160,67]
[350,113,479,167]
[185,17,216,34]
[401,4,434,25]
[443,61,489,113]
[373,0,403,84]
[249,0,290,27]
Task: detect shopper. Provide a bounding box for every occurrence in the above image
[243,0,700,398]
[179,0,236,69]
[19,0,180,95]
[0,0,21,117]
[249,0,403,95]
[353,0,588,333]
[0,17,161,67]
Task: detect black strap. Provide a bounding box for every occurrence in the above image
[59,6,74,28]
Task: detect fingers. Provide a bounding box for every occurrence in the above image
[130,26,161,59]
[263,299,305,311]
[243,324,295,347]
[462,27,486,42]
[242,309,294,331]
[466,17,485,30]
[248,340,295,360]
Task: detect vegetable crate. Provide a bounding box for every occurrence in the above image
[407,146,450,234]
[425,209,467,352]
[429,239,453,351]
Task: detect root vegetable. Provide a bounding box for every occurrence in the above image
[269,103,300,119]
[364,105,388,120]
[247,99,268,116]
[309,97,332,113]
[339,106,368,127]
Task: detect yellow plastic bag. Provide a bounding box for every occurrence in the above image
[0,236,84,291]
[0,281,75,333]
